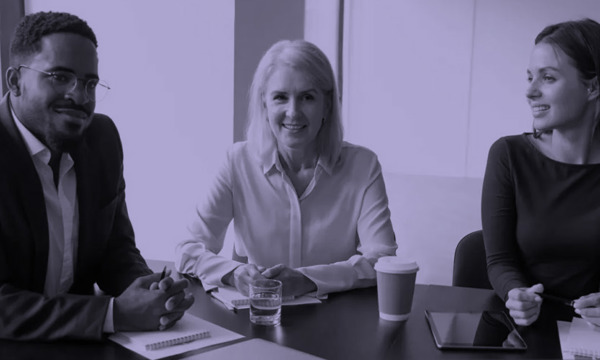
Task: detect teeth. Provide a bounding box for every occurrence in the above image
[283,124,303,130]
[532,105,550,111]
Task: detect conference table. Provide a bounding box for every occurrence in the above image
[0,260,570,359]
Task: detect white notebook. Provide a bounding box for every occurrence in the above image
[211,286,322,310]
[192,338,325,360]
[563,317,600,358]
[109,313,243,360]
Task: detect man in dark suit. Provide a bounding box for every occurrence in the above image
[0,11,193,340]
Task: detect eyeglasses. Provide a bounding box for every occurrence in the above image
[18,65,110,102]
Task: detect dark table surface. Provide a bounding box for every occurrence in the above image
[0,260,569,360]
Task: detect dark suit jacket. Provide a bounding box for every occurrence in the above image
[0,93,152,340]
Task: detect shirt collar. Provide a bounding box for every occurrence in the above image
[317,156,334,175]
[10,104,73,167]
[11,105,49,161]
[261,147,279,175]
[260,146,333,176]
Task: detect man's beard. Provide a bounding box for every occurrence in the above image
[48,131,85,154]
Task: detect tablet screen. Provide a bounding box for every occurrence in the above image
[424,310,527,351]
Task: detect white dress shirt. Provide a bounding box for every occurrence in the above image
[12,110,78,297]
[11,108,114,332]
[176,141,397,296]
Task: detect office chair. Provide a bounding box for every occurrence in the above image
[452,230,493,289]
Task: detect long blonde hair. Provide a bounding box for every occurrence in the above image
[245,40,343,167]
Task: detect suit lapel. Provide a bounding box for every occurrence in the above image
[70,137,98,288]
[0,94,49,292]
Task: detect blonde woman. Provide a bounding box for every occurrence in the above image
[176,40,397,298]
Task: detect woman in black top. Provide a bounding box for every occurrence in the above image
[482,19,600,326]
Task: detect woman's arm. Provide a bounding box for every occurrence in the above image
[482,138,530,301]
[174,150,242,287]
[297,156,397,296]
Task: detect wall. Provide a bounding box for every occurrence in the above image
[467,0,600,176]
[304,0,341,88]
[25,0,235,261]
[233,0,305,142]
[343,0,475,177]
[343,0,600,178]
[342,0,600,284]
[0,0,24,95]
[19,1,600,285]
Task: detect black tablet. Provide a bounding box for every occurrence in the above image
[424,310,527,351]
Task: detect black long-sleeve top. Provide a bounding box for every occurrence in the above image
[482,134,600,301]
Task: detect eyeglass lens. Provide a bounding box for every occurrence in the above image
[50,72,109,102]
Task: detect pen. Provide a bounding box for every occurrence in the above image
[535,292,574,307]
[159,265,167,281]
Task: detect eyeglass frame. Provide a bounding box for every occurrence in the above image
[17,64,110,102]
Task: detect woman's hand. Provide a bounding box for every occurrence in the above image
[573,292,600,327]
[261,264,317,297]
[223,264,266,296]
[505,283,544,326]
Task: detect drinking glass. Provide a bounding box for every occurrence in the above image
[249,279,282,326]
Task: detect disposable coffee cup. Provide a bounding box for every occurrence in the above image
[374,256,419,321]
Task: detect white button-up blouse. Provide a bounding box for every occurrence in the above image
[175,141,397,296]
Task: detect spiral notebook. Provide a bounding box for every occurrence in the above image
[109,313,243,359]
[116,321,210,351]
[563,317,600,358]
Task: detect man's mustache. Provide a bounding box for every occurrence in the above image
[53,102,93,117]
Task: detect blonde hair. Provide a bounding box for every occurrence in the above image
[245,40,343,166]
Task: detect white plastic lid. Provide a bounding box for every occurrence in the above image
[374,256,419,274]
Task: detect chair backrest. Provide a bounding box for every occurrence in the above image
[452,230,492,289]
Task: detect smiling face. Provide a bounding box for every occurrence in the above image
[11,32,98,153]
[526,42,593,132]
[264,65,329,154]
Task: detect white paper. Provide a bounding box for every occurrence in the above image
[557,321,575,360]
[109,314,243,360]
[189,338,325,360]
[210,286,323,310]
[563,317,600,358]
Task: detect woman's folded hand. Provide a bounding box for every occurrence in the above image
[505,283,544,326]
[262,264,317,297]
